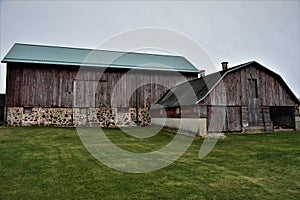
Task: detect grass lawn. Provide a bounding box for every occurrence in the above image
[1,127,299,199]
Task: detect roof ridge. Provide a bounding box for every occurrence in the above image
[13,43,186,58]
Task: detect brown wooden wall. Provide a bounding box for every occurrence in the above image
[201,63,298,132]
[7,63,197,108]
[202,64,298,107]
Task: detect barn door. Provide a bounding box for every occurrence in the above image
[248,98,260,126]
[95,81,108,107]
[207,106,226,132]
[270,107,295,129]
[73,80,97,107]
[226,107,242,132]
[248,78,260,126]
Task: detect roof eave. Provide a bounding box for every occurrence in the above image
[2,59,199,73]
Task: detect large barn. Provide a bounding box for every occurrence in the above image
[151,61,300,135]
[1,43,199,127]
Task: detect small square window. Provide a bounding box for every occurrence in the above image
[80,108,87,114]
[176,107,181,114]
[24,107,32,114]
[117,107,129,113]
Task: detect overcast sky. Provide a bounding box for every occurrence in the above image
[0,0,299,97]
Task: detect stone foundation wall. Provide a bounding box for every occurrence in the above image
[116,112,136,127]
[7,107,150,127]
[73,108,117,127]
[129,107,151,126]
[39,108,73,126]
[8,107,73,126]
[22,107,40,126]
[8,107,23,126]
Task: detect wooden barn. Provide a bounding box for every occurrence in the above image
[1,43,199,127]
[151,61,300,135]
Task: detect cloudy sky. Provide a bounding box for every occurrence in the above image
[0,1,299,97]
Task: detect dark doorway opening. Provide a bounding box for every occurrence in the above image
[0,94,5,126]
[270,107,295,129]
[0,107,4,126]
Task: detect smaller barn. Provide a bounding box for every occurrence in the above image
[151,61,300,135]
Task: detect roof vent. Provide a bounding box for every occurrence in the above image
[221,62,228,70]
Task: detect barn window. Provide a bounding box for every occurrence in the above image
[117,107,129,113]
[176,107,181,114]
[24,107,32,114]
[79,108,87,114]
[248,79,258,98]
[160,109,164,115]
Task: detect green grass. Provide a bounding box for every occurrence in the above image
[1,127,299,199]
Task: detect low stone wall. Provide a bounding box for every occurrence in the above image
[151,118,205,137]
[8,107,23,126]
[73,108,117,127]
[7,107,150,127]
[41,108,73,126]
[130,107,151,126]
[22,107,39,126]
[8,107,73,126]
[117,112,136,127]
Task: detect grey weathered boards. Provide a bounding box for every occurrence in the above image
[2,43,199,127]
[152,61,299,134]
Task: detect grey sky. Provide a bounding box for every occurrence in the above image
[1,0,299,97]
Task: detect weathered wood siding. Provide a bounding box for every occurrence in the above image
[201,63,298,132]
[202,64,297,107]
[207,106,226,132]
[7,63,197,108]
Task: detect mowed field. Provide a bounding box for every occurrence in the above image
[1,127,299,200]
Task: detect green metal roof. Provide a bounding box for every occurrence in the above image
[1,43,199,73]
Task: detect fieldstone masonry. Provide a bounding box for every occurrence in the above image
[7,107,151,127]
[8,107,23,126]
[73,108,117,127]
[129,107,151,126]
[38,108,73,126]
[23,107,39,126]
[116,112,136,127]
